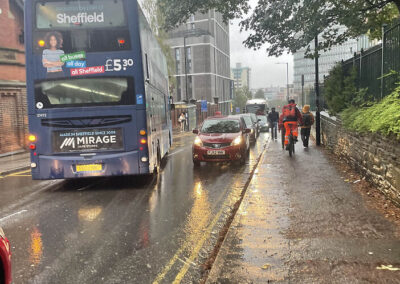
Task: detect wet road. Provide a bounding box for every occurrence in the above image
[0,132,268,284]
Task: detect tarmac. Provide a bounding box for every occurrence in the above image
[1,133,399,283]
[206,136,400,283]
[0,150,30,176]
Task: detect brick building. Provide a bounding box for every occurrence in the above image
[0,0,28,154]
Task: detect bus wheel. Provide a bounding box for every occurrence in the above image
[154,146,161,174]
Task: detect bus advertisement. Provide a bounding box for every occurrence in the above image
[24,0,172,179]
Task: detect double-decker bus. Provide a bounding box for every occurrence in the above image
[24,0,172,179]
[246,99,269,115]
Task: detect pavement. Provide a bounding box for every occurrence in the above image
[0,151,30,176]
[207,137,400,283]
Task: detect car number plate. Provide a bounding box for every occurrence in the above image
[76,164,102,172]
[207,150,225,155]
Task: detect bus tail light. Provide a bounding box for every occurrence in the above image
[28,134,37,142]
[140,139,147,145]
[31,163,37,168]
[139,129,146,136]
[118,38,125,45]
[38,40,45,47]
[29,144,36,150]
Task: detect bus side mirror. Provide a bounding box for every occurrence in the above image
[193,129,199,134]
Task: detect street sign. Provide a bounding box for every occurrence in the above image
[201,100,208,112]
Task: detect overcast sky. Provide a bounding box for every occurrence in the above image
[229,1,294,90]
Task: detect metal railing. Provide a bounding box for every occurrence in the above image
[339,20,400,101]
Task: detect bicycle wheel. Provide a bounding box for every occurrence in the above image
[288,136,293,157]
[293,139,295,154]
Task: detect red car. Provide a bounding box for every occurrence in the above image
[192,116,251,165]
[0,227,11,284]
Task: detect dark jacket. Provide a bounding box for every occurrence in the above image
[267,111,279,124]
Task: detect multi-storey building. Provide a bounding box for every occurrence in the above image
[166,11,231,104]
[231,63,251,89]
[0,0,28,154]
[293,27,380,97]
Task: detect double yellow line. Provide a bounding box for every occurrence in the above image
[0,169,31,178]
[153,142,268,284]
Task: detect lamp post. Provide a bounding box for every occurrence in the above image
[314,35,321,146]
[276,62,289,101]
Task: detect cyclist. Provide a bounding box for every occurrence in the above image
[279,99,303,150]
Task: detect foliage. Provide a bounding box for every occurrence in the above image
[233,86,252,110]
[351,88,375,107]
[324,64,360,114]
[254,89,265,99]
[159,0,399,57]
[341,89,400,139]
[142,0,176,92]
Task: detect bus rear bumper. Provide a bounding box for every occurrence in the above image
[31,151,149,180]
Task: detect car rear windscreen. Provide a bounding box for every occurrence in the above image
[201,120,240,134]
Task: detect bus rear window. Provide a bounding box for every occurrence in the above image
[35,77,135,108]
[36,0,126,29]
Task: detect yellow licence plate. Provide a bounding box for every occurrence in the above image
[76,164,102,172]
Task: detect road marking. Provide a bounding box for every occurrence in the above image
[0,210,28,223]
[3,169,31,178]
[153,141,268,284]
[172,140,269,283]
[172,202,225,284]
[168,149,186,157]
[153,175,237,284]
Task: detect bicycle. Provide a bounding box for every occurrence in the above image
[287,131,296,157]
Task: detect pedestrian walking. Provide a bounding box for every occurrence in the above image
[300,105,315,148]
[178,113,186,132]
[267,107,279,140]
[278,113,285,149]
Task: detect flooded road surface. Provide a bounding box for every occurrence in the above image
[0,132,268,283]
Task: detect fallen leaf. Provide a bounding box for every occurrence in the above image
[262,263,271,270]
[376,265,400,271]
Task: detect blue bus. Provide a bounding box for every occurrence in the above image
[24,0,172,179]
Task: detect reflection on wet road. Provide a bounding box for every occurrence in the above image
[0,132,268,283]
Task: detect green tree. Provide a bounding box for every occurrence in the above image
[254,89,265,99]
[159,0,399,57]
[324,64,359,114]
[233,86,252,111]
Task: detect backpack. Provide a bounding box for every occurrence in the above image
[302,113,312,127]
[282,105,297,119]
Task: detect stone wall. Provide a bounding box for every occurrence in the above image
[0,82,28,154]
[317,112,400,207]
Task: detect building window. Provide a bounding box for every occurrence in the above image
[176,77,182,102]
[175,48,181,74]
[186,47,192,73]
[187,75,193,100]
